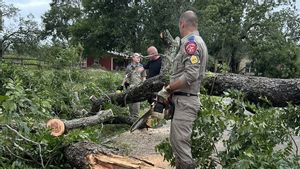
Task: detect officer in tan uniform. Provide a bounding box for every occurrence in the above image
[156,10,208,168]
[125,53,146,120]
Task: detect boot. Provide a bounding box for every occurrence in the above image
[175,158,196,169]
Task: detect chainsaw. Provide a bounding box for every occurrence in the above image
[130,96,174,132]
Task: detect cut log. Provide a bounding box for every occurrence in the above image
[47,109,114,136]
[64,141,162,169]
[203,73,300,107]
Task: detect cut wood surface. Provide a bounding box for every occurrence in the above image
[64,141,162,169]
[47,109,113,136]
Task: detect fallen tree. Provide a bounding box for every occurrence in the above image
[90,73,300,112]
[64,141,162,169]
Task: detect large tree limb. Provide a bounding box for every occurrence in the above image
[90,72,300,111]
[64,141,162,169]
[203,73,300,107]
[90,75,166,112]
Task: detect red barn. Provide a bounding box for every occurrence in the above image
[83,51,129,71]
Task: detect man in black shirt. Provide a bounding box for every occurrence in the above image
[143,46,162,78]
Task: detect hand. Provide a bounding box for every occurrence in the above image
[157,86,171,100]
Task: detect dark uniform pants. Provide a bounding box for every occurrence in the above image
[170,95,200,169]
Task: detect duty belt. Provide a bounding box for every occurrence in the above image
[173,92,197,97]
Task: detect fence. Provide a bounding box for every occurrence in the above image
[0,57,48,67]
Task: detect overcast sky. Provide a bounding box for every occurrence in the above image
[4,0,51,24]
[3,0,300,25]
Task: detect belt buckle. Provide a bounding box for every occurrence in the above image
[187,93,190,96]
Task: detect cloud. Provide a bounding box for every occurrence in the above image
[14,0,51,9]
[5,0,51,22]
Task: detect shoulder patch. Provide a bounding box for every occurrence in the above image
[188,35,195,41]
[190,55,199,64]
[185,41,197,55]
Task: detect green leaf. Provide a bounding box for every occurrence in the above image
[0,96,9,102]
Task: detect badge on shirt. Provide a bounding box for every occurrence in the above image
[185,42,197,55]
[190,55,199,64]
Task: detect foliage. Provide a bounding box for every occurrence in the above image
[248,8,300,78]
[156,90,300,168]
[71,0,147,56]
[45,0,193,56]
[39,43,83,68]
[194,0,300,75]
[41,0,300,77]
[0,63,125,168]
[42,0,82,43]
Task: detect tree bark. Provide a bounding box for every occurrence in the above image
[64,141,161,169]
[203,73,300,107]
[90,75,167,112]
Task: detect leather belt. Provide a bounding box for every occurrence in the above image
[173,92,197,97]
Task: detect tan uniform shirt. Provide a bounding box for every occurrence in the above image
[170,31,208,94]
[126,63,145,87]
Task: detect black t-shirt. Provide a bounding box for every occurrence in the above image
[143,57,162,78]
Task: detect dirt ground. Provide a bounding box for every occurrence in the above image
[110,121,174,169]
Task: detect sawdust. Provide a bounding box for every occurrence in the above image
[110,121,174,169]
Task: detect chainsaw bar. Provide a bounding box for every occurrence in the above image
[130,108,152,132]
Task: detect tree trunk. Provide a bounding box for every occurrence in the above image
[91,72,300,109]
[64,141,162,169]
[203,73,300,107]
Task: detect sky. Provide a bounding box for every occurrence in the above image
[4,0,51,24]
[3,0,300,25]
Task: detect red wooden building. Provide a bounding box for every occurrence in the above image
[83,51,129,71]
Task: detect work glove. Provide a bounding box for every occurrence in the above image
[157,86,171,101]
[152,86,171,119]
